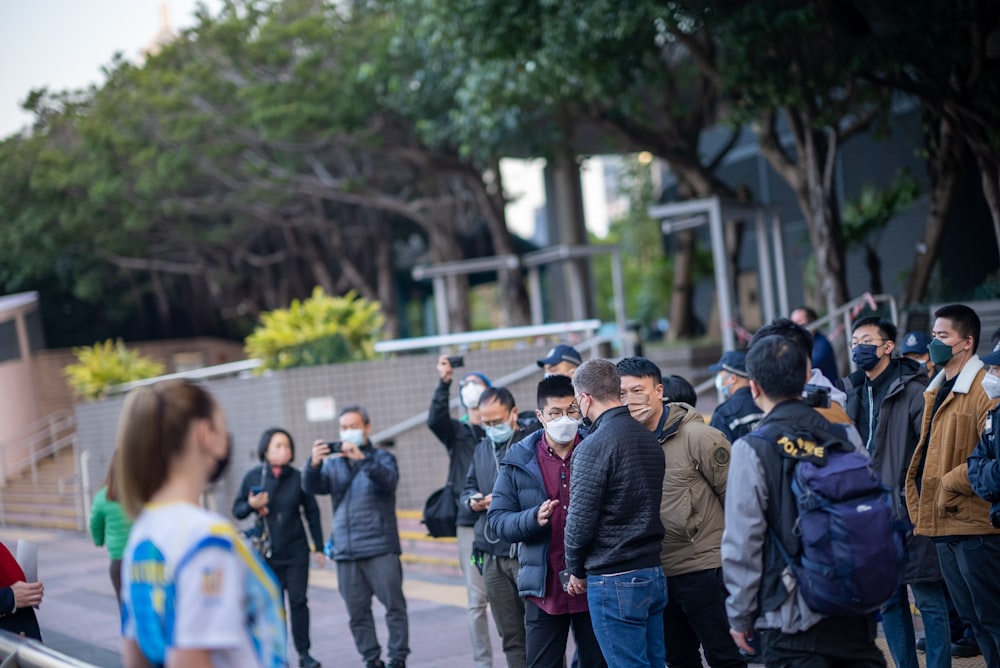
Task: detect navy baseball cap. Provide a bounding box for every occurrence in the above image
[537,344,582,368]
[900,331,932,356]
[708,350,748,377]
[981,340,1000,366]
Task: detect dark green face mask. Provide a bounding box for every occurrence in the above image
[928,338,956,366]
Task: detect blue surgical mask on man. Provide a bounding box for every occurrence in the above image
[485,421,514,445]
[340,429,365,446]
[715,373,732,400]
[851,343,881,371]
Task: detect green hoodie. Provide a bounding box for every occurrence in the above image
[89,486,132,560]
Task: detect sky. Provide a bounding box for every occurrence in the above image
[0,0,221,138]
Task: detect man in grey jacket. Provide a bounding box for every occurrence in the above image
[303,405,409,668]
[723,335,885,667]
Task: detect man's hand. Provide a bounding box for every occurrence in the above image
[566,575,586,596]
[340,441,366,461]
[729,628,755,654]
[437,355,454,384]
[312,552,326,568]
[11,581,43,609]
[469,493,492,513]
[310,440,332,468]
[536,499,559,527]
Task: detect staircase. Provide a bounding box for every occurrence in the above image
[397,509,463,580]
[0,450,80,530]
[0,411,81,531]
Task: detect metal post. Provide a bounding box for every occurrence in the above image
[528,267,544,326]
[709,198,736,351]
[771,212,790,317]
[432,276,449,336]
[755,210,776,324]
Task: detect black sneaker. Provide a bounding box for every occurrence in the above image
[952,637,982,658]
[387,661,406,668]
[299,653,321,668]
[365,660,385,668]
[916,637,926,652]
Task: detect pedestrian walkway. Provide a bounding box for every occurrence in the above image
[2,527,987,667]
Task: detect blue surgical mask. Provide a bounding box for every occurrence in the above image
[715,373,732,400]
[340,429,365,446]
[851,343,881,371]
[484,421,514,444]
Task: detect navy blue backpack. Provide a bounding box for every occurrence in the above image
[752,424,907,617]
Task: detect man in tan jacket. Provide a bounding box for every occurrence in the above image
[618,357,745,668]
[906,304,1000,665]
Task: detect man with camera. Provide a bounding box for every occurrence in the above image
[427,354,495,668]
[303,405,409,668]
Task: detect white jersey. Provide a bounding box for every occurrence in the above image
[121,502,287,668]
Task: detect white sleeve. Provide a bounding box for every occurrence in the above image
[172,538,246,650]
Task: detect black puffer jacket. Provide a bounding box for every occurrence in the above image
[841,357,939,583]
[233,463,324,564]
[428,380,483,527]
[564,406,665,577]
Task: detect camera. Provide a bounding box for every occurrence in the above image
[447,355,464,368]
[802,384,831,409]
[323,441,344,453]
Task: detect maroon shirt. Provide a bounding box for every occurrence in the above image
[530,433,589,615]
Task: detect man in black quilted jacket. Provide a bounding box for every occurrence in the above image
[564,358,667,667]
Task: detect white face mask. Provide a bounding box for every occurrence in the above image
[340,429,365,446]
[544,416,579,445]
[983,373,1000,400]
[461,382,486,408]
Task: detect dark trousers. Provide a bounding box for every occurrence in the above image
[524,599,606,668]
[269,556,313,653]
[337,553,410,663]
[484,555,526,668]
[109,558,122,610]
[936,536,1000,666]
[662,568,746,668]
[759,615,886,668]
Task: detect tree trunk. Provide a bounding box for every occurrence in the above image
[903,112,961,306]
[478,163,531,327]
[667,229,696,340]
[865,245,883,295]
[975,154,1000,258]
[373,217,400,339]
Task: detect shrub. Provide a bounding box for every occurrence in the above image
[65,340,165,400]
[244,288,384,371]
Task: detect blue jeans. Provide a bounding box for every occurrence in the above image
[586,566,666,668]
[910,582,951,668]
[881,586,917,668]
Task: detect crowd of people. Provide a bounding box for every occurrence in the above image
[43,301,998,668]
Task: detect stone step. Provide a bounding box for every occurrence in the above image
[2,511,79,531]
[2,501,78,518]
[397,509,462,579]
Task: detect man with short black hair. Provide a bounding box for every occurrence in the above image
[565,359,666,667]
[537,345,583,378]
[840,316,947,668]
[617,357,744,668]
[709,350,763,443]
[723,336,885,667]
[488,375,605,668]
[462,387,530,668]
[906,304,1000,665]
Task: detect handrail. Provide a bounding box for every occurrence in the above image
[0,413,76,486]
[111,358,263,394]
[0,410,73,451]
[0,631,99,667]
[373,320,603,355]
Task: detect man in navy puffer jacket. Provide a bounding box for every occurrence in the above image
[488,375,606,668]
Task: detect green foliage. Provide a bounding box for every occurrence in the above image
[842,170,920,246]
[64,340,166,401]
[245,288,385,371]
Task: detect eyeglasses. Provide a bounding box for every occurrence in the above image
[850,337,888,349]
[481,415,512,428]
[543,406,581,421]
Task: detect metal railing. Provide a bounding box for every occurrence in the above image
[111,358,263,394]
[0,412,76,486]
[0,632,99,667]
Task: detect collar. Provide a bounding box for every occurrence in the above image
[927,354,983,395]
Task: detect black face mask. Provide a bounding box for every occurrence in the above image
[209,433,233,484]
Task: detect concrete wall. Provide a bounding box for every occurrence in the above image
[74,342,720,536]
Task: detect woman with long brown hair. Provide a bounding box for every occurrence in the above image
[117,379,286,668]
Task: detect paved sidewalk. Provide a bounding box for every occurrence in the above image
[3,527,987,668]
